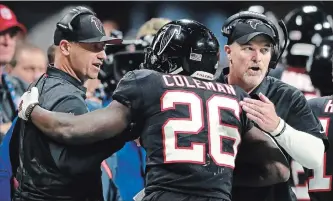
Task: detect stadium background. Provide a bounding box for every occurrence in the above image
[5,1,333,60]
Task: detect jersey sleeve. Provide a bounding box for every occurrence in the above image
[233,85,254,134]
[288,90,329,151]
[112,70,143,114]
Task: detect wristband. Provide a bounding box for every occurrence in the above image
[26,103,39,120]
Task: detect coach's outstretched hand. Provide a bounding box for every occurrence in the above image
[240,92,280,133]
[18,87,40,121]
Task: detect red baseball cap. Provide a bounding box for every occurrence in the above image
[0,4,26,34]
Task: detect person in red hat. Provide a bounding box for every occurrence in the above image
[0,4,26,65]
[0,4,27,139]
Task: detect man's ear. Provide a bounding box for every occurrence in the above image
[59,40,71,56]
[224,45,232,61]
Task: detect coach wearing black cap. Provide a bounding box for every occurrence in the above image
[12,6,124,201]
[218,11,328,201]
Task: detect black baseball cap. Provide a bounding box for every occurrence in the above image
[227,19,276,45]
[54,13,122,46]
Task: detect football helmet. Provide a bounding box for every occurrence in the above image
[283,5,333,70]
[309,35,333,96]
[141,19,220,80]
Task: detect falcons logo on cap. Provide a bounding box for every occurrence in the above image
[91,16,104,35]
[152,24,181,56]
[247,20,263,30]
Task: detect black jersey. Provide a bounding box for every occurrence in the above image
[292,96,333,201]
[112,69,253,200]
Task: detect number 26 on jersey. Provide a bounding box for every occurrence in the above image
[161,91,241,168]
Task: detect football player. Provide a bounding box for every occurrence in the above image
[280,5,333,99]
[292,36,333,201]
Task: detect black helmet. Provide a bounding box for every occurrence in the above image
[141,19,220,80]
[283,5,333,70]
[309,35,333,96]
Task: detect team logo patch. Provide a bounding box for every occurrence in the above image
[152,24,182,56]
[190,53,202,61]
[91,16,104,35]
[247,19,263,29]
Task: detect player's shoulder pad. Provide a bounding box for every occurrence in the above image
[133,69,156,79]
[121,69,157,82]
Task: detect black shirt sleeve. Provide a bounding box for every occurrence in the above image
[112,70,144,118]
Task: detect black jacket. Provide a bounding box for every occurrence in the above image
[12,67,125,201]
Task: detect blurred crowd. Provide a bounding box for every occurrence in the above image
[1,3,333,201]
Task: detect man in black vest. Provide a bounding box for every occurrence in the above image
[12,6,124,201]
